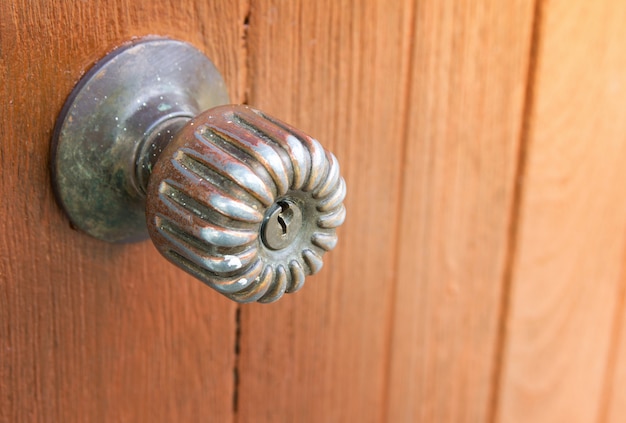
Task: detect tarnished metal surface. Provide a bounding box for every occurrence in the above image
[145,105,346,303]
[52,38,346,303]
[51,38,229,242]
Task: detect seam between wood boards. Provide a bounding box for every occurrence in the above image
[232,306,242,417]
[487,1,544,422]
[379,0,418,420]
[233,1,251,421]
[596,244,626,423]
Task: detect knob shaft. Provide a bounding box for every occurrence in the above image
[146,105,346,303]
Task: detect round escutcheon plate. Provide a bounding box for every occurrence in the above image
[51,37,230,243]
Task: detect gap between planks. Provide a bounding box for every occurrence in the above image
[380,0,419,419]
[488,0,544,422]
[233,1,251,420]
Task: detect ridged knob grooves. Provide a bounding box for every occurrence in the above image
[146,105,346,303]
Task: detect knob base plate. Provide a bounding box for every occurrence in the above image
[51,38,230,242]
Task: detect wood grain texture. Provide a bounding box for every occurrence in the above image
[385,1,535,422]
[236,0,413,421]
[5,0,626,421]
[496,1,626,422]
[0,1,247,421]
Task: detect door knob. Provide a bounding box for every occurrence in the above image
[51,38,346,303]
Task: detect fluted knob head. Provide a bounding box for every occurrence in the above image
[146,105,346,303]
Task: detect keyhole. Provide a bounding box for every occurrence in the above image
[261,198,303,250]
[277,201,294,236]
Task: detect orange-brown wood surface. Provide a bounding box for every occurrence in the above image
[608,199,626,423]
[237,1,412,421]
[4,0,626,422]
[606,278,626,423]
[496,1,626,422]
[0,1,246,422]
[385,1,535,421]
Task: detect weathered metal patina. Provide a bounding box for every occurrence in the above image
[145,105,346,302]
[51,38,229,242]
[51,38,346,303]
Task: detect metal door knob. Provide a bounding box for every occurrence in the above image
[51,38,346,303]
[145,105,345,303]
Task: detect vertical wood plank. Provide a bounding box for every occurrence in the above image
[237,0,413,421]
[386,1,535,422]
[496,1,626,422]
[0,1,247,421]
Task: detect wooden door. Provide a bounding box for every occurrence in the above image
[2,0,626,422]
